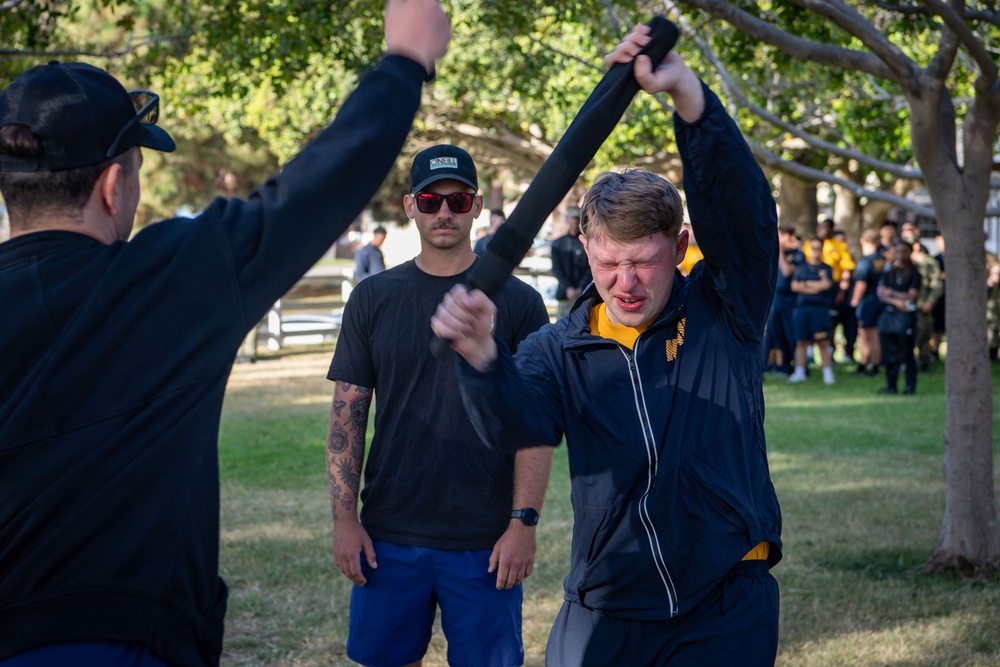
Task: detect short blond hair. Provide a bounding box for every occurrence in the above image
[579,168,684,241]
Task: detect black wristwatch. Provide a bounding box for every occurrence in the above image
[511,508,539,526]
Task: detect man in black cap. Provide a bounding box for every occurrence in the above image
[0,1,449,665]
[326,144,551,667]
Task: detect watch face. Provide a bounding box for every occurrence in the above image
[513,508,539,526]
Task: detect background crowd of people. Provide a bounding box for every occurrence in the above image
[762,217,997,394]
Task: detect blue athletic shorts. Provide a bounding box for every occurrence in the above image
[0,642,169,667]
[546,560,778,667]
[346,539,523,667]
[856,295,884,328]
[794,304,833,343]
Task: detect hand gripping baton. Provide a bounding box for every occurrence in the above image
[433,16,679,356]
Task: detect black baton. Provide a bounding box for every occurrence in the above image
[434,16,679,356]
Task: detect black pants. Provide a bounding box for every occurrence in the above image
[880,329,916,391]
[546,561,778,666]
[834,298,858,359]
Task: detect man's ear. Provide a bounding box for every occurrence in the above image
[96,162,124,217]
[675,228,690,265]
[473,194,484,218]
[403,193,416,219]
[579,234,588,256]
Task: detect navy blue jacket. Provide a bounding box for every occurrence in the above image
[457,85,781,620]
[0,56,426,666]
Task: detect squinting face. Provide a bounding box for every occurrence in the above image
[581,229,688,327]
[404,178,482,251]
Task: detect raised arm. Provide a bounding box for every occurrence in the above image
[606,25,777,343]
[213,0,450,328]
[328,381,375,586]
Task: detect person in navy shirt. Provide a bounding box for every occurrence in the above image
[789,237,836,384]
[765,225,805,376]
[851,229,886,376]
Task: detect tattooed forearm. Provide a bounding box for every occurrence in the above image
[328,381,372,519]
[328,421,348,454]
[336,459,361,508]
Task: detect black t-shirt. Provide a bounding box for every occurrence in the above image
[853,251,885,296]
[327,259,550,550]
[879,264,922,311]
[774,249,805,304]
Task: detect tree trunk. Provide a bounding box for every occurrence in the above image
[926,200,1000,579]
[911,86,1000,578]
[777,174,817,238]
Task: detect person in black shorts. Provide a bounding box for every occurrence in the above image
[851,229,886,376]
[765,225,804,376]
[789,238,837,385]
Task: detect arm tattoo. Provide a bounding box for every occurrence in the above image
[337,459,361,508]
[328,383,372,517]
[327,421,348,453]
[349,394,368,433]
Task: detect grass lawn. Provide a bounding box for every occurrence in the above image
[218,350,1000,666]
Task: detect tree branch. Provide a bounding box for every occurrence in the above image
[751,137,938,216]
[793,0,919,84]
[922,0,999,82]
[673,0,899,81]
[664,1,924,179]
[872,1,1000,28]
[690,23,923,180]
[0,36,180,60]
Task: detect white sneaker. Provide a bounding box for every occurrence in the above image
[787,372,807,383]
[823,369,836,385]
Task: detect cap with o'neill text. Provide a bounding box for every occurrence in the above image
[0,61,175,173]
[409,144,478,193]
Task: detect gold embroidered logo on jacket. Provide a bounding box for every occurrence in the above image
[665,317,686,362]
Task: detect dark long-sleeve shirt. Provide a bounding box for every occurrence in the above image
[0,55,426,667]
[456,84,781,620]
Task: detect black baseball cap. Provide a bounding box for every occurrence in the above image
[409,144,478,193]
[0,61,175,172]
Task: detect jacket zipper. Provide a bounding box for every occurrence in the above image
[620,344,680,617]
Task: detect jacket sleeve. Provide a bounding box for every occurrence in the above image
[677,83,777,345]
[195,55,426,329]
[456,331,564,453]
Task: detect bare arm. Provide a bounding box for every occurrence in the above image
[777,251,795,278]
[490,446,554,590]
[851,280,867,308]
[328,381,376,585]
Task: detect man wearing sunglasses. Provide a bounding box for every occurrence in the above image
[326,144,551,667]
[0,1,449,666]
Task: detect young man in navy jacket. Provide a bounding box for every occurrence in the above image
[433,26,781,666]
[0,2,449,665]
